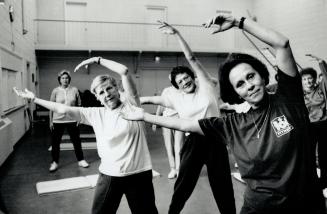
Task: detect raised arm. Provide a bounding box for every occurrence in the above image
[121,105,203,135]
[203,15,298,77]
[14,88,81,121]
[74,57,138,104]
[158,21,215,89]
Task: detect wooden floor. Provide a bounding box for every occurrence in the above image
[0,121,323,214]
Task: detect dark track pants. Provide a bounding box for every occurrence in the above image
[312,120,327,188]
[168,133,236,214]
[92,170,158,214]
[51,122,84,163]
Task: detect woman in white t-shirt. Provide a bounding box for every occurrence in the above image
[14,57,158,214]
[141,22,235,214]
[152,86,184,179]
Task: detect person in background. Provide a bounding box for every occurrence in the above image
[123,14,326,214]
[141,21,236,214]
[14,57,158,214]
[152,86,184,179]
[49,70,89,172]
[300,57,327,198]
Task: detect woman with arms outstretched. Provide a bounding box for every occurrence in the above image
[124,15,326,214]
[15,57,158,214]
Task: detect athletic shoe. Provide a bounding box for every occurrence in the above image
[168,169,177,179]
[78,160,89,168]
[49,162,58,172]
[323,188,327,198]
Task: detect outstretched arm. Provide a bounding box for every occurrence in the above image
[158,21,215,89]
[140,95,171,108]
[14,88,81,121]
[121,105,203,135]
[203,15,298,77]
[74,57,138,103]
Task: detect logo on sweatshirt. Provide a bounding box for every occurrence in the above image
[271,115,293,137]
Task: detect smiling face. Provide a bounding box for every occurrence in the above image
[301,74,316,92]
[59,74,70,87]
[94,80,121,109]
[174,73,196,94]
[229,63,266,109]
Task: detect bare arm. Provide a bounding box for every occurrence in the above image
[203,15,298,77]
[159,21,215,89]
[14,88,82,121]
[74,57,139,104]
[121,105,203,135]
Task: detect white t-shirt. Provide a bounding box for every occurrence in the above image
[161,87,179,117]
[163,83,220,119]
[79,101,152,177]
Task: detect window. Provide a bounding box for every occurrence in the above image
[1,68,23,113]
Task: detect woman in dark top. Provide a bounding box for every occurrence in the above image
[122,14,326,214]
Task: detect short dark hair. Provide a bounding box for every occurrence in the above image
[170,66,195,89]
[57,70,71,85]
[300,67,317,80]
[219,53,270,104]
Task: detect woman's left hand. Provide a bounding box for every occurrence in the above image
[74,57,100,72]
[158,20,177,35]
[202,14,236,34]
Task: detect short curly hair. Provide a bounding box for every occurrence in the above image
[219,53,270,104]
[170,66,195,89]
[300,67,317,80]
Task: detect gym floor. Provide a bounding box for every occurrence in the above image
[0,121,321,214]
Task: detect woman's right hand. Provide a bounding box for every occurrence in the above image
[13,88,35,101]
[158,20,178,35]
[202,14,236,34]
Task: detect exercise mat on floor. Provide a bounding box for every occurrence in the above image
[62,133,95,140]
[85,174,99,187]
[48,142,97,151]
[36,174,99,196]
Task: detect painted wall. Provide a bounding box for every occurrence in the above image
[37,0,327,114]
[0,0,37,166]
[253,0,327,72]
[35,0,254,52]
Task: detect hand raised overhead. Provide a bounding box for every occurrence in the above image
[158,20,177,35]
[202,14,236,34]
[74,57,100,72]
